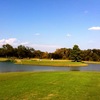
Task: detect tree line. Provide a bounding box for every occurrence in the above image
[0,44,100,61]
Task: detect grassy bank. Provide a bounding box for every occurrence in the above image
[0,58,8,62]
[84,61,100,64]
[15,59,87,67]
[0,71,100,100]
[1,58,100,66]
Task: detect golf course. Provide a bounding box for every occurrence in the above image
[0,58,100,100]
[1,0,100,99]
[0,71,100,100]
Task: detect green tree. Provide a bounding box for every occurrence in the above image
[42,52,48,59]
[54,48,71,59]
[70,45,81,62]
[17,45,27,58]
[2,44,14,57]
[92,53,99,61]
[34,50,43,58]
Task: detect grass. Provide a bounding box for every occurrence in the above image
[1,58,100,66]
[15,59,88,67]
[84,61,100,64]
[0,58,8,62]
[0,71,100,100]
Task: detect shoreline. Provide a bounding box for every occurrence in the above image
[15,59,88,67]
[2,58,100,67]
[84,61,100,64]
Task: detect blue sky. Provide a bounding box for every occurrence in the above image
[0,0,100,52]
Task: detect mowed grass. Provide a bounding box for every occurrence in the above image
[16,59,87,66]
[0,71,100,100]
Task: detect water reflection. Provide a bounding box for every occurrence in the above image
[70,67,80,71]
[0,62,100,72]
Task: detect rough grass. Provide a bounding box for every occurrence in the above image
[15,59,87,67]
[0,71,100,100]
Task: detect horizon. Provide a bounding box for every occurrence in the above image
[0,43,100,53]
[0,0,100,52]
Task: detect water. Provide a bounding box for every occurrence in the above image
[0,62,100,72]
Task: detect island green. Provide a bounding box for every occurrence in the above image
[0,58,87,67]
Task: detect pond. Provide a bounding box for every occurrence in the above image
[0,62,100,73]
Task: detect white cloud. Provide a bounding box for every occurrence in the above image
[88,27,100,30]
[0,38,17,46]
[66,34,71,37]
[5,38,17,44]
[0,39,5,44]
[34,33,40,36]
[29,44,61,52]
[0,38,61,52]
[20,42,29,45]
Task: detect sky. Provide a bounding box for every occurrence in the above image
[0,0,100,52]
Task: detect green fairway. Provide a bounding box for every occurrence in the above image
[0,71,100,100]
[15,59,88,67]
